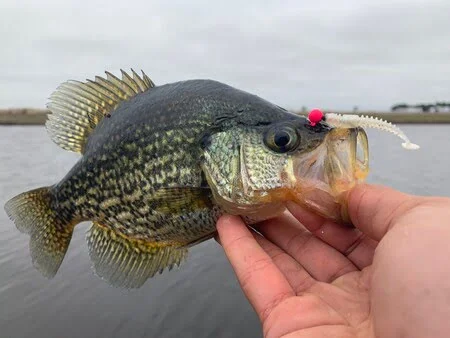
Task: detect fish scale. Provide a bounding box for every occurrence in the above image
[5,69,352,288]
[50,97,220,247]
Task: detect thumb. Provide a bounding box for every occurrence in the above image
[347,184,420,241]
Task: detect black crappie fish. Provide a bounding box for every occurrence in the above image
[5,69,416,288]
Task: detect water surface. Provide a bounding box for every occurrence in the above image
[0,125,449,338]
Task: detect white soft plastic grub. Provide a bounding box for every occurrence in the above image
[325,113,420,150]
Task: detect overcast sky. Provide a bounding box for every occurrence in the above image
[1,0,449,111]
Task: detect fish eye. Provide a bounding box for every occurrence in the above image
[264,125,300,153]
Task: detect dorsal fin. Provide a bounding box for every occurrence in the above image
[46,69,155,154]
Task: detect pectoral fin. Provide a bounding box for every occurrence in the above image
[151,187,212,214]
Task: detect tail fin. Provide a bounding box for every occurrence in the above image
[4,187,75,278]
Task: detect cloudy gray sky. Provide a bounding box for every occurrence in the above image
[1,0,449,110]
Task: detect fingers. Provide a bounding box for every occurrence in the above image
[216,215,294,322]
[255,214,358,283]
[286,202,377,269]
[347,184,421,241]
[252,232,316,294]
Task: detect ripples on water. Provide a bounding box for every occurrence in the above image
[0,125,449,338]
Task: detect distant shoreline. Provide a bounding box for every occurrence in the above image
[1,108,450,125]
[0,109,49,125]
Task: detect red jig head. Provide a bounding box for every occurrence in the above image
[307,108,324,127]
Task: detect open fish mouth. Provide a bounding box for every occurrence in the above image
[290,127,369,222]
[325,127,369,195]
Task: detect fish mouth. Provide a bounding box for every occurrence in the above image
[290,127,369,223]
[325,127,369,195]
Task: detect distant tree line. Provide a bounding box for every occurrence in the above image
[391,102,450,113]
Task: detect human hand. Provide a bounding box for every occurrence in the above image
[217,184,450,338]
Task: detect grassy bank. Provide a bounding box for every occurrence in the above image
[0,109,48,125]
[1,108,450,125]
[368,112,450,124]
[294,111,450,124]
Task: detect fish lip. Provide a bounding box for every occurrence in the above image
[288,127,369,222]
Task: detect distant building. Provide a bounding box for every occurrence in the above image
[391,102,450,113]
[436,102,450,112]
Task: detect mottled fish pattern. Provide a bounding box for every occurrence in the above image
[5,70,310,288]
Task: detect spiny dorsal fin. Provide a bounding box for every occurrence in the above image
[86,222,187,289]
[46,69,155,154]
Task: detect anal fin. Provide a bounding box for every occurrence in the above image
[86,222,187,288]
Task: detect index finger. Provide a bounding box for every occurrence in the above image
[216,215,294,322]
[347,184,421,241]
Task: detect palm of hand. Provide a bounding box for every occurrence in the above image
[221,209,376,338]
[217,185,450,338]
[256,252,373,338]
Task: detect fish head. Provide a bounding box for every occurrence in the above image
[201,113,369,223]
